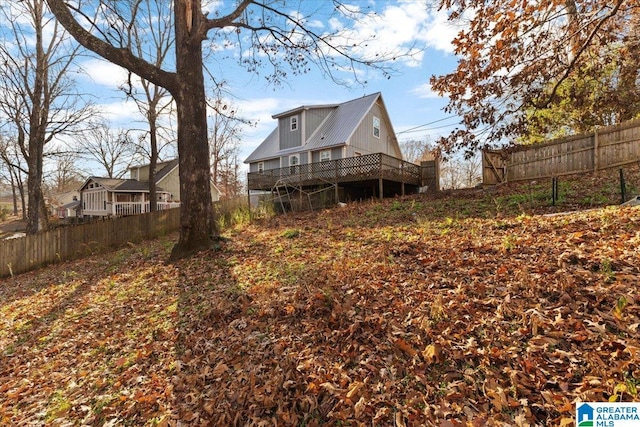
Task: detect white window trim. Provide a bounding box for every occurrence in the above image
[319,150,331,162]
[373,116,380,138]
[257,162,264,173]
[290,115,298,131]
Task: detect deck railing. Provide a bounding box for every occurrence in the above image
[112,201,180,216]
[247,152,422,190]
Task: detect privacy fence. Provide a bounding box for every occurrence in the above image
[483,119,640,184]
[0,208,181,278]
[0,197,255,278]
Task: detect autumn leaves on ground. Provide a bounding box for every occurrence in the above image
[1,169,640,427]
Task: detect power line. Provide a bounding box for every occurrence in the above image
[396,115,459,135]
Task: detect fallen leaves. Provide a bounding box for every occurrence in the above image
[0,194,639,426]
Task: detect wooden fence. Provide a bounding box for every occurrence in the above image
[0,198,256,278]
[483,119,640,184]
[0,208,180,278]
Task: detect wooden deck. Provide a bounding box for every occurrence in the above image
[247,153,422,192]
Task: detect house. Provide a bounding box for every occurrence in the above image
[80,158,220,218]
[245,92,422,205]
[48,190,80,220]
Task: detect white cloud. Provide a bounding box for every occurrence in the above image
[315,1,460,72]
[422,9,460,54]
[410,82,442,99]
[78,58,130,88]
[96,99,144,124]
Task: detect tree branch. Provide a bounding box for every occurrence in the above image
[45,0,179,94]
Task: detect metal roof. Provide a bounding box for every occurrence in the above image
[243,128,279,163]
[306,93,380,150]
[272,102,339,119]
[244,92,382,163]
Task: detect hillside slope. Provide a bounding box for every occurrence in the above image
[1,169,639,426]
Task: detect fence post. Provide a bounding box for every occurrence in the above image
[620,168,626,204]
[593,127,600,172]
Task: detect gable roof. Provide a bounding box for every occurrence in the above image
[244,128,279,163]
[244,92,387,164]
[128,158,179,184]
[154,158,179,183]
[306,93,381,151]
[80,177,168,194]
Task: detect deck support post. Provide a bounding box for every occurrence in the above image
[334,159,339,203]
[378,154,384,200]
[247,188,251,221]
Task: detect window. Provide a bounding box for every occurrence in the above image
[290,115,298,131]
[319,150,331,162]
[289,154,300,174]
[373,116,380,138]
[257,162,264,173]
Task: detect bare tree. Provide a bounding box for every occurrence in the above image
[0,0,95,233]
[46,0,413,259]
[460,154,482,188]
[0,135,27,216]
[208,95,251,198]
[399,138,435,164]
[79,124,136,178]
[439,155,482,190]
[44,152,85,193]
[120,0,175,212]
[440,159,462,190]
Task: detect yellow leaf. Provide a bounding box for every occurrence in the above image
[346,381,363,399]
[422,343,441,364]
[613,383,627,394]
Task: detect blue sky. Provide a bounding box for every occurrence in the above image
[74,1,462,172]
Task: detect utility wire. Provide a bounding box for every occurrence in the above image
[396,115,458,134]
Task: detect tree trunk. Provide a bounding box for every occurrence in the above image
[169,0,217,260]
[26,129,48,233]
[25,1,49,234]
[148,106,158,212]
[9,168,18,215]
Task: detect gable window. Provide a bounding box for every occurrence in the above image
[319,150,331,162]
[290,115,298,131]
[257,162,264,174]
[289,154,300,174]
[373,116,380,138]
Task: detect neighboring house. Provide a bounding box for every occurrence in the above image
[48,190,80,219]
[245,92,422,203]
[80,158,220,218]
